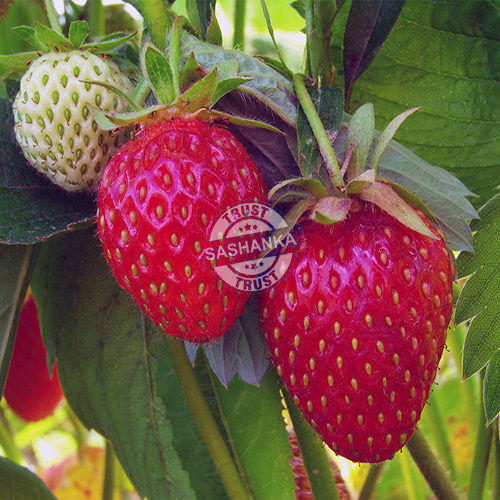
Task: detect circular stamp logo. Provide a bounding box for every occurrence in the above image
[205,202,297,291]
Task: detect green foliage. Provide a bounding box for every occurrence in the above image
[331,0,500,207]
[211,370,297,499]
[457,192,500,423]
[31,228,226,500]
[0,457,56,499]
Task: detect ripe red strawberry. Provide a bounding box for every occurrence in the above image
[3,297,63,422]
[97,118,267,343]
[260,201,453,463]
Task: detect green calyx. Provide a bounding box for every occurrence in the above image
[0,20,136,72]
[91,17,283,135]
[272,101,438,240]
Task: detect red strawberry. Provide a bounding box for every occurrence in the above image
[260,201,453,463]
[97,118,267,343]
[3,297,63,422]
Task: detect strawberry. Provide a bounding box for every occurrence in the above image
[3,296,63,422]
[260,201,453,463]
[13,50,131,192]
[97,118,267,342]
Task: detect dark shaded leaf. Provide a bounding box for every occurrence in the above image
[0,457,56,500]
[32,228,226,500]
[456,192,500,379]
[343,0,406,100]
[0,244,37,396]
[0,98,95,244]
[186,296,269,388]
[484,349,500,425]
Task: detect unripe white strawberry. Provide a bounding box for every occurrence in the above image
[13,50,132,192]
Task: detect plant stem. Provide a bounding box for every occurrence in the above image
[467,371,493,500]
[399,449,418,500]
[134,0,170,50]
[102,440,115,500]
[358,463,384,500]
[425,392,457,482]
[493,428,500,500]
[0,417,22,464]
[89,0,105,40]
[169,16,185,98]
[407,428,460,500]
[164,337,251,500]
[284,390,339,500]
[233,0,247,49]
[67,406,87,458]
[292,73,344,188]
[44,0,62,34]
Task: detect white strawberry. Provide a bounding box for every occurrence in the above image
[13,50,132,192]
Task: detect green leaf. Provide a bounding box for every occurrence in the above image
[0,245,37,395]
[359,180,437,239]
[31,229,226,500]
[0,52,39,73]
[180,33,296,125]
[372,107,420,172]
[179,51,203,88]
[484,349,500,425]
[175,68,218,110]
[212,369,297,499]
[297,87,343,178]
[375,138,477,252]
[141,43,175,104]
[68,20,89,49]
[11,26,46,51]
[0,457,56,499]
[346,103,375,179]
[213,76,251,105]
[0,98,95,244]
[332,0,500,206]
[80,31,138,53]
[456,192,500,379]
[268,177,328,200]
[34,22,70,51]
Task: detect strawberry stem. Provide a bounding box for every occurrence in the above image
[88,0,105,40]
[292,73,344,189]
[102,440,116,500]
[233,0,247,49]
[406,429,460,500]
[284,389,340,500]
[169,16,186,98]
[358,463,385,500]
[135,0,170,50]
[164,337,251,500]
[467,370,493,500]
[44,0,62,35]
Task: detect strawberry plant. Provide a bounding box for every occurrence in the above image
[0,1,498,499]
